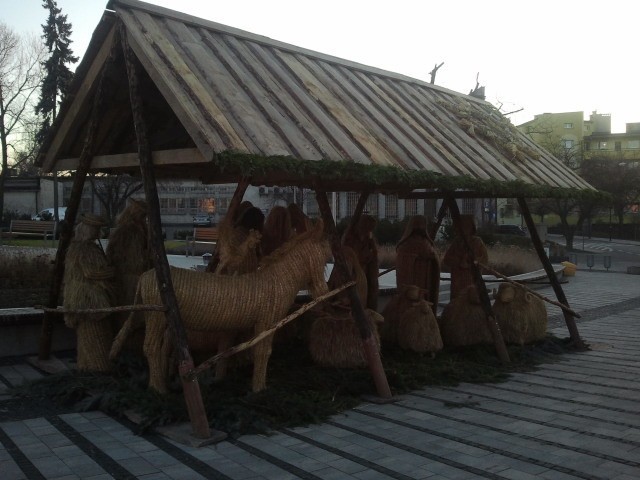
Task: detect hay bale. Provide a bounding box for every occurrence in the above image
[309,308,383,368]
[492,283,548,345]
[381,285,443,354]
[439,285,492,347]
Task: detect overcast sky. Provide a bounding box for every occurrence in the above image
[3,0,638,133]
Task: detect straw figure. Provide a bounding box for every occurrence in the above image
[439,285,492,347]
[492,283,548,345]
[63,213,115,371]
[381,285,443,354]
[209,205,265,275]
[288,203,309,235]
[395,215,441,316]
[308,308,383,368]
[106,199,152,328]
[327,245,368,308]
[261,206,292,256]
[110,220,331,393]
[342,214,379,310]
[442,215,488,300]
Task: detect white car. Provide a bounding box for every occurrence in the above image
[32,207,67,221]
[192,213,212,226]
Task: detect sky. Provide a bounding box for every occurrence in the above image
[2,0,639,133]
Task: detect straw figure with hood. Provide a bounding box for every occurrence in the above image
[261,205,292,256]
[342,214,379,310]
[442,215,488,300]
[287,203,309,235]
[106,199,152,325]
[206,201,264,275]
[63,213,115,371]
[395,215,441,316]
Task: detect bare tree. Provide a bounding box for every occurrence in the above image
[0,23,45,219]
[522,122,593,249]
[580,156,640,232]
[89,173,143,226]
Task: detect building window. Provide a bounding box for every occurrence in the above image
[562,139,574,149]
[615,141,622,152]
[404,198,418,216]
[564,123,573,129]
[628,140,640,149]
[584,142,590,151]
[385,194,398,221]
[462,198,475,215]
[365,195,378,217]
[346,192,359,217]
[598,141,609,150]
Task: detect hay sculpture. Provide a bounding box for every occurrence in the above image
[261,205,292,256]
[381,285,443,354]
[328,246,368,309]
[443,215,488,300]
[492,283,548,345]
[342,214,379,310]
[439,285,493,347]
[63,213,115,371]
[212,206,264,275]
[287,203,309,235]
[110,220,331,393]
[106,199,152,343]
[396,215,441,316]
[309,308,383,368]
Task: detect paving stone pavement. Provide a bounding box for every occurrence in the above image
[1,269,640,479]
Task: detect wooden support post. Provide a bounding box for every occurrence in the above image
[348,191,370,230]
[517,197,586,349]
[38,34,119,361]
[446,197,510,363]
[316,190,392,399]
[121,27,211,439]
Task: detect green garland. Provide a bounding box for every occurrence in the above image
[213,152,605,201]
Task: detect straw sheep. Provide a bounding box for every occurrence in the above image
[308,308,383,368]
[439,285,492,347]
[381,285,443,354]
[492,283,548,345]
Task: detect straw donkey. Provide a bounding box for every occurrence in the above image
[111,220,331,393]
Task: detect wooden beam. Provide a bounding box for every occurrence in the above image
[55,147,208,171]
[517,197,586,349]
[122,25,211,439]
[316,189,392,400]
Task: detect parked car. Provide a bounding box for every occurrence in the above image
[496,224,527,236]
[32,207,67,221]
[192,213,212,226]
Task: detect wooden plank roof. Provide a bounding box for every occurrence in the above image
[38,0,596,198]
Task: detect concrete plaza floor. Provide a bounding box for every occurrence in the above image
[1,267,640,479]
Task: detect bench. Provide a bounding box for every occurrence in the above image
[0,220,57,245]
[185,227,219,256]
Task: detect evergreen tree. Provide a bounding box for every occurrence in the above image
[35,0,78,144]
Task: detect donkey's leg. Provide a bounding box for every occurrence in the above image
[144,316,169,393]
[215,331,235,381]
[251,324,275,392]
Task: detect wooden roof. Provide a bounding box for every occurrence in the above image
[38,0,596,198]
